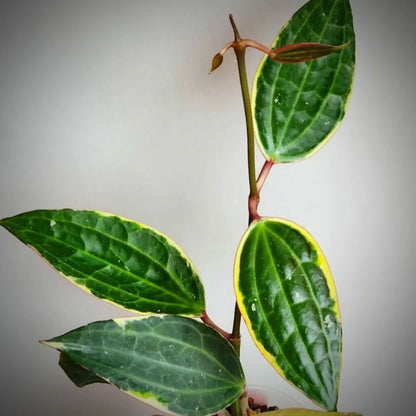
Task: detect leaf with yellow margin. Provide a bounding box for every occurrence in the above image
[0,209,205,316]
[252,0,355,162]
[235,218,341,410]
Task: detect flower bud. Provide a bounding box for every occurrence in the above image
[210,52,224,73]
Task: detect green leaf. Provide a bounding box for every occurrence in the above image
[252,0,355,162]
[0,209,205,316]
[59,352,109,387]
[234,218,341,411]
[42,315,245,416]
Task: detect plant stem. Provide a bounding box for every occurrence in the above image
[229,306,243,415]
[257,160,274,194]
[228,15,261,416]
[230,302,242,355]
[229,16,259,210]
[201,311,231,340]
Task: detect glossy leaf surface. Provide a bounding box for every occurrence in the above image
[42,315,245,416]
[235,218,341,410]
[252,0,355,162]
[0,209,205,316]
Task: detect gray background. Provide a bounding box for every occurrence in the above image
[0,1,415,415]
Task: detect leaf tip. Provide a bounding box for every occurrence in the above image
[39,339,62,350]
[0,216,10,228]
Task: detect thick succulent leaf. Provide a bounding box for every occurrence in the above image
[0,209,205,316]
[234,218,341,411]
[58,352,109,387]
[42,315,245,416]
[252,0,355,162]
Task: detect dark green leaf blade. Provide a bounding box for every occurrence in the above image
[234,218,341,411]
[59,352,109,387]
[0,209,205,316]
[42,315,245,416]
[252,0,355,162]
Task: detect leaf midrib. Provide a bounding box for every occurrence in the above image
[272,0,338,155]
[15,212,200,308]
[263,223,337,395]
[256,226,328,393]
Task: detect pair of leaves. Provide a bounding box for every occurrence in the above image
[237,0,354,410]
[0,209,245,416]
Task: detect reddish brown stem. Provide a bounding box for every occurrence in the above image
[256,160,274,193]
[201,311,232,340]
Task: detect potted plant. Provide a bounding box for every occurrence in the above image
[0,1,360,415]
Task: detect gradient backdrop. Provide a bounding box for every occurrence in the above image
[0,1,415,415]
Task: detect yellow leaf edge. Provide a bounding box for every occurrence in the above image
[251,3,355,164]
[234,217,342,403]
[9,209,204,318]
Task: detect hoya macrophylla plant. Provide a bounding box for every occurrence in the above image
[0,1,356,415]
